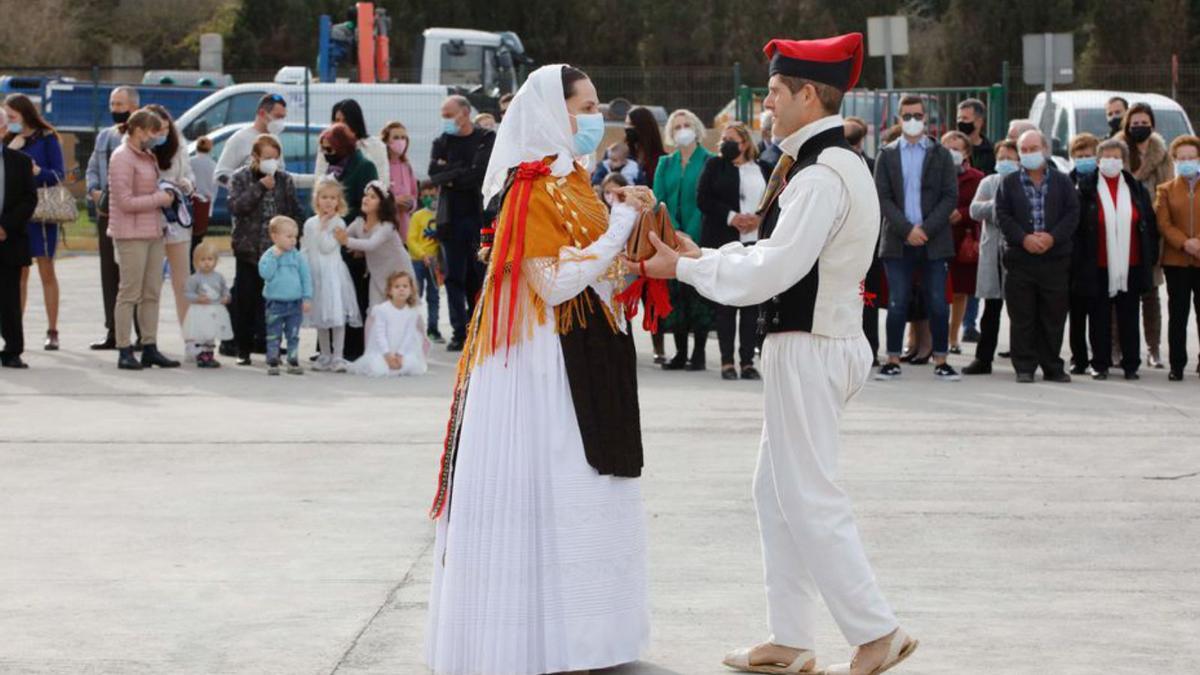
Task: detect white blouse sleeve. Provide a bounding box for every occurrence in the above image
[676,164,847,307]
[522,202,638,307]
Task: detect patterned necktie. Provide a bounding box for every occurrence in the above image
[756,154,796,216]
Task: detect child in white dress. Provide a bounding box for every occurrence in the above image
[182,242,233,368]
[303,178,363,371]
[347,271,429,377]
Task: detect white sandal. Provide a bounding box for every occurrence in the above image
[723,646,820,674]
[824,628,918,675]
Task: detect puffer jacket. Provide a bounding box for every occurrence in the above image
[228,165,302,263]
[106,142,163,240]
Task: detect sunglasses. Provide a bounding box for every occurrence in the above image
[901,113,925,122]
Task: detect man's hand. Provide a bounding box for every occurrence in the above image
[1184,238,1200,258]
[949,209,962,225]
[221,295,231,305]
[906,225,928,246]
[90,189,103,204]
[385,353,404,370]
[631,231,699,280]
[259,174,276,191]
[1035,231,1055,252]
[302,301,312,314]
[1023,234,1048,254]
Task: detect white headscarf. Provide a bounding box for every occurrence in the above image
[481,64,578,204]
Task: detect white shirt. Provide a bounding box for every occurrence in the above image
[214,125,285,186]
[737,161,767,243]
[677,114,879,337]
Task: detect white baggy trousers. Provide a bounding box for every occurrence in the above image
[755,331,898,649]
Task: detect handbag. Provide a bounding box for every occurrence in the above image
[957,226,980,264]
[624,203,680,263]
[33,173,78,224]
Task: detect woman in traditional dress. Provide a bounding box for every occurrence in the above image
[426,64,656,675]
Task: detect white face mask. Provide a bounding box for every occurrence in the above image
[1098,157,1124,178]
[901,118,926,138]
[267,118,286,136]
[673,128,697,147]
[948,149,964,167]
[258,158,279,175]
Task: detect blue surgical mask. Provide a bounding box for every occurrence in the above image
[995,159,1019,176]
[6,122,22,134]
[1019,152,1046,171]
[442,118,459,135]
[1073,157,1097,175]
[571,112,605,156]
[152,134,168,147]
[1176,159,1200,178]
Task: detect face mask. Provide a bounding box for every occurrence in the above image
[267,118,286,136]
[572,112,605,156]
[152,134,168,148]
[1073,157,1097,175]
[720,140,741,161]
[673,128,697,147]
[1175,159,1200,178]
[420,195,436,210]
[7,122,22,134]
[1019,151,1046,171]
[323,151,340,165]
[258,159,279,175]
[1107,115,1123,132]
[1099,157,1124,178]
[948,149,964,167]
[389,138,407,155]
[1128,126,1153,143]
[901,118,925,138]
[956,120,975,135]
[995,159,1020,176]
[112,110,130,125]
[442,118,460,135]
[624,127,639,144]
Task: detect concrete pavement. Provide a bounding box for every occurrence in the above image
[2,254,1198,674]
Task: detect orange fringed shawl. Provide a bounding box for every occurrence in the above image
[430,157,620,519]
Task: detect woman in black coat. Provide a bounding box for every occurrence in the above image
[695,122,771,381]
[1078,138,1160,380]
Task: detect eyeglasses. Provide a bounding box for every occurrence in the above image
[901,113,925,122]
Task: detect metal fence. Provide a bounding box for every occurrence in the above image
[579,66,737,125]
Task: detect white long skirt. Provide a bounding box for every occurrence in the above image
[426,319,649,675]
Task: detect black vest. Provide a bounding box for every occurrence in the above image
[757,125,852,335]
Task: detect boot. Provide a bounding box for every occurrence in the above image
[685,330,707,370]
[141,344,181,368]
[117,347,144,371]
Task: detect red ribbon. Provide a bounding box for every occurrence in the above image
[615,276,673,333]
[489,161,551,352]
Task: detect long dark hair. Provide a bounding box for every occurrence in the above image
[363,181,398,230]
[627,106,665,184]
[1122,102,1157,173]
[2,93,56,143]
[146,104,180,171]
[332,99,368,140]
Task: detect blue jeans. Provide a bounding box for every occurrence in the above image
[413,260,440,335]
[964,296,979,332]
[265,299,302,365]
[884,246,951,357]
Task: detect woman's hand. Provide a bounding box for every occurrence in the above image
[398,195,417,211]
[615,186,655,211]
[259,174,276,191]
[8,136,25,151]
[194,295,210,305]
[385,353,404,370]
[334,228,349,245]
[31,161,41,176]
[155,191,175,207]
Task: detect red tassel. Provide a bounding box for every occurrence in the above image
[859,279,877,309]
[615,276,673,333]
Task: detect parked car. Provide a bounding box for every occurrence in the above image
[1029,90,1195,158]
[188,122,325,227]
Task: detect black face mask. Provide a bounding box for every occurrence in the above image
[720,140,741,161]
[956,120,975,135]
[1128,126,1153,143]
[624,127,639,145]
[112,110,131,125]
[323,152,340,165]
[1107,115,1124,132]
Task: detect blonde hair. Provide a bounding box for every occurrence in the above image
[386,270,419,307]
[1170,134,1200,158]
[722,121,759,161]
[940,130,972,159]
[268,215,298,235]
[380,121,408,161]
[312,177,349,216]
[665,109,706,148]
[1069,132,1100,157]
[192,241,220,268]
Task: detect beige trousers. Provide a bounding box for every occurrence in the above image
[114,238,164,348]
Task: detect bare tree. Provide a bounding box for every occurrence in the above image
[0,0,84,66]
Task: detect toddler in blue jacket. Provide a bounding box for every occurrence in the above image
[258,216,312,376]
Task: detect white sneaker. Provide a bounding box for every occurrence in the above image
[311,355,333,372]
[332,358,349,373]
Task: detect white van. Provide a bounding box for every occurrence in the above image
[176,76,452,180]
[1029,90,1195,157]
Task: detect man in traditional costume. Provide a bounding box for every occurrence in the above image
[641,34,919,675]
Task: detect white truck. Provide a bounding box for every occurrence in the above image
[175,28,529,178]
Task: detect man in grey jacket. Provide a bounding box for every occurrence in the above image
[874,95,960,381]
[85,86,140,350]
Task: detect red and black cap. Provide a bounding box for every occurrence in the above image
[763,33,864,92]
